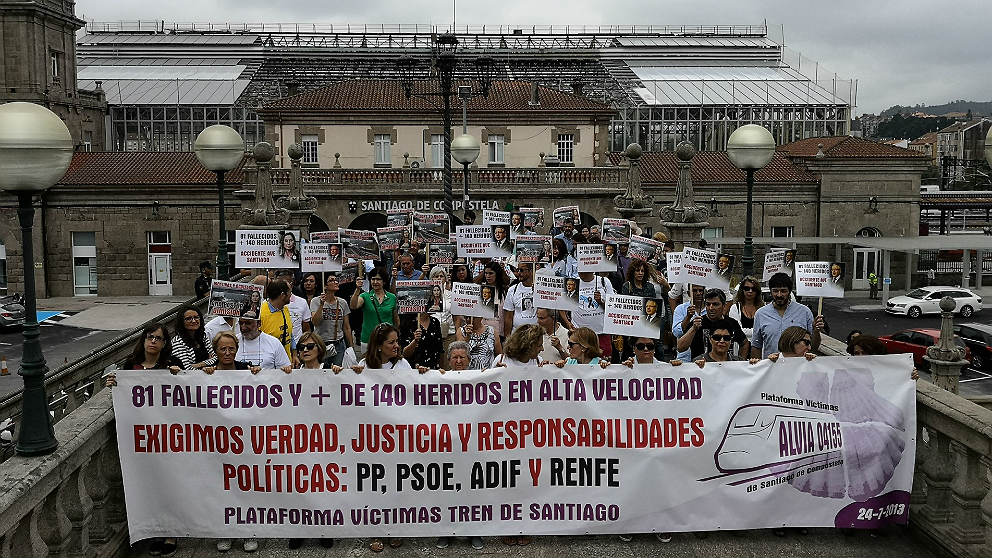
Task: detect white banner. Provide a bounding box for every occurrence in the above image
[603,294,662,338]
[235,230,302,269]
[300,243,343,273]
[576,244,616,272]
[113,354,916,542]
[796,262,846,298]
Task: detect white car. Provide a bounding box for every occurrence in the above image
[885,286,982,318]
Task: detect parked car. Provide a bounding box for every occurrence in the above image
[0,294,24,328]
[885,286,982,318]
[878,328,971,368]
[953,323,992,370]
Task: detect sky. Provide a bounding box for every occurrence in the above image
[76,0,991,116]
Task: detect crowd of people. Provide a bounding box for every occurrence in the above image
[109,212,910,556]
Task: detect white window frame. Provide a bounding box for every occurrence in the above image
[374,134,391,166]
[429,134,445,168]
[557,133,574,164]
[71,232,98,296]
[702,227,724,240]
[50,52,60,79]
[488,134,505,164]
[301,134,319,165]
[770,226,795,238]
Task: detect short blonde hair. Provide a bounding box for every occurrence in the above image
[504,324,544,361]
[212,330,239,352]
[570,327,602,358]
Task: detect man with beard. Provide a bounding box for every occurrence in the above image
[750,272,824,358]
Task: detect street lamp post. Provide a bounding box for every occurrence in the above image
[451,134,481,211]
[727,124,776,278]
[194,125,245,280]
[0,102,74,455]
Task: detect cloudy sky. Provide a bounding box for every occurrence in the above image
[77,0,990,115]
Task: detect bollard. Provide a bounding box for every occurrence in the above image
[1,355,7,375]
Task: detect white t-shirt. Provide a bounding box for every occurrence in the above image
[236,331,292,369]
[502,283,537,332]
[494,354,539,367]
[287,294,313,347]
[357,358,413,370]
[538,323,570,363]
[204,316,237,346]
[573,276,615,333]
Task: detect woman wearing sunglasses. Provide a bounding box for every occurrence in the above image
[553,327,610,368]
[702,323,741,363]
[729,276,764,343]
[295,332,329,370]
[770,326,817,361]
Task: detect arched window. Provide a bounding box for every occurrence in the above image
[856,227,882,238]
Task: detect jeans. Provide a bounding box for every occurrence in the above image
[326,338,347,367]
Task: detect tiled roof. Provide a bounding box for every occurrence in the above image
[260,80,614,113]
[608,151,818,184]
[910,132,938,145]
[58,152,247,185]
[937,119,989,134]
[777,136,929,159]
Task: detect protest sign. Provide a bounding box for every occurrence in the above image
[514,235,552,264]
[713,252,736,293]
[456,225,496,258]
[308,231,339,244]
[683,248,719,288]
[337,261,359,284]
[396,280,441,314]
[386,208,413,228]
[602,218,632,244]
[508,212,527,238]
[666,252,685,283]
[577,243,617,273]
[796,262,846,298]
[483,210,511,226]
[340,229,380,261]
[113,354,916,541]
[426,242,457,266]
[301,243,343,272]
[553,205,580,227]
[534,272,579,311]
[627,235,666,268]
[376,226,410,252]
[207,280,264,318]
[490,225,513,257]
[413,212,450,244]
[603,294,662,339]
[519,207,544,228]
[450,282,498,318]
[777,249,797,276]
[235,230,302,269]
[763,250,786,282]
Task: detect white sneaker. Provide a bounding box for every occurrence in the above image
[618,534,633,542]
[243,539,259,552]
[216,539,232,552]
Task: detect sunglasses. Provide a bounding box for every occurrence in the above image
[711,334,733,342]
[567,340,581,348]
[740,286,758,292]
[635,343,655,351]
[298,343,318,351]
[799,339,812,346]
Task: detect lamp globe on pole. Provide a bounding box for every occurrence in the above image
[194,125,244,280]
[727,124,776,278]
[451,134,480,218]
[0,102,74,455]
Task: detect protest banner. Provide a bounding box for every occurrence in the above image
[207,280,264,318]
[514,235,552,264]
[490,225,513,258]
[519,207,544,228]
[413,212,450,244]
[603,294,662,339]
[796,262,846,298]
[577,243,617,273]
[340,229,380,261]
[386,208,413,228]
[450,282,498,318]
[113,354,916,541]
[377,226,410,252]
[667,252,685,283]
[235,230,302,269]
[300,243,343,273]
[534,272,579,311]
[456,225,496,258]
[553,205,580,227]
[602,218,632,244]
[683,248,719,288]
[308,231,339,244]
[627,235,666,268]
[426,242,457,266]
[396,280,441,314]
[763,250,786,282]
[337,261,359,284]
[482,210,511,226]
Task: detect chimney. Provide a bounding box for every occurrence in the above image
[286,82,299,97]
[571,81,584,95]
[94,80,103,91]
[528,82,540,106]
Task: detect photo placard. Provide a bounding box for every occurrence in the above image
[534,272,579,311]
[682,247,719,287]
[519,207,544,228]
[207,280,264,318]
[235,229,302,269]
[300,242,343,272]
[514,235,552,264]
[450,282,498,318]
[426,242,457,266]
[377,226,410,252]
[413,212,450,244]
[396,280,442,314]
[796,261,846,298]
[602,218,632,244]
[339,229,380,261]
[602,294,663,339]
[455,225,496,258]
[577,243,616,272]
[553,205,580,228]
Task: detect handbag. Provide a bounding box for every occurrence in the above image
[326,299,340,358]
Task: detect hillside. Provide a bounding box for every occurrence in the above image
[880,100,992,118]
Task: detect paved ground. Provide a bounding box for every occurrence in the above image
[125,529,938,558]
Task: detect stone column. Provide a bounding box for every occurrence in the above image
[659,142,709,251]
[925,296,969,393]
[240,142,289,231]
[612,143,653,232]
[276,143,318,238]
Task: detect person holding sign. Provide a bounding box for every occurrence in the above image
[560,271,615,358]
[536,307,569,363]
[750,273,824,359]
[676,288,749,362]
[310,274,355,367]
[550,238,577,278]
[503,263,537,334]
[351,268,399,357]
[400,311,444,370]
[771,326,817,361]
[455,316,503,370]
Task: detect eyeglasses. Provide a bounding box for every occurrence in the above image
[710,334,733,342]
[635,343,655,351]
[184,315,200,322]
[799,339,812,346]
[145,334,165,343]
[567,340,580,347]
[298,343,318,351]
[217,347,237,354]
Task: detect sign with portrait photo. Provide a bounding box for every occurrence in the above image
[337,261,359,284]
[426,242,457,266]
[602,294,663,339]
[300,242,343,272]
[207,280,264,319]
[535,272,579,311]
[577,243,617,273]
[450,282,498,318]
[376,226,410,252]
[396,280,442,314]
[514,235,552,264]
[602,218,632,244]
[339,229,380,261]
[553,205,580,228]
[763,250,786,282]
[455,225,495,258]
[235,229,302,269]
[386,208,413,228]
[413,212,449,244]
[519,207,544,228]
[627,235,666,266]
[490,224,514,257]
[713,252,736,292]
[796,261,846,298]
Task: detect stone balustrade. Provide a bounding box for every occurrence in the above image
[256,166,627,188]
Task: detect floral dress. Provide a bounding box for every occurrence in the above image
[462,324,496,370]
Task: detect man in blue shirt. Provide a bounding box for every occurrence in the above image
[750,272,824,358]
[671,284,707,362]
[553,218,576,255]
[390,254,423,292]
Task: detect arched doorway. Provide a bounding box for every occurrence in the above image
[348,212,387,232]
[852,227,882,290]
[309,215,330,233]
